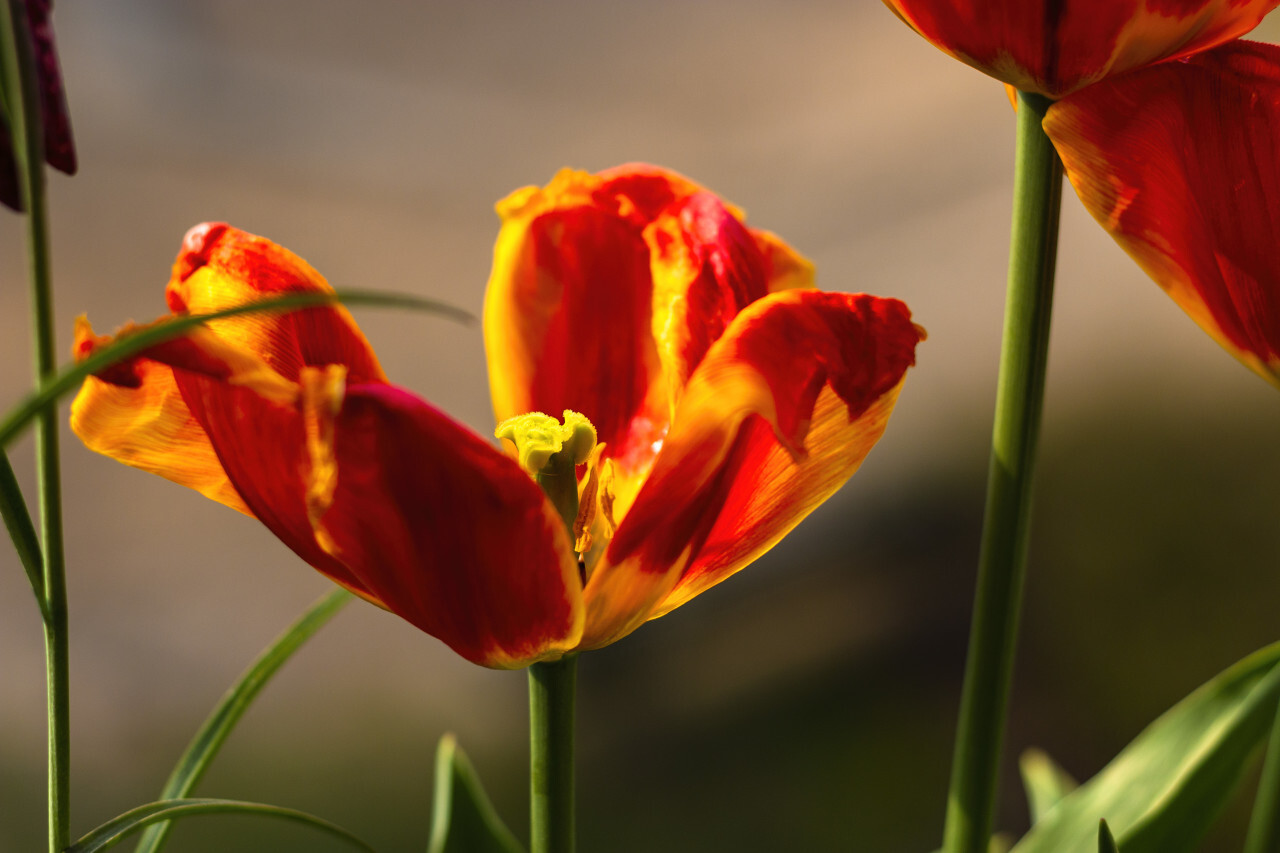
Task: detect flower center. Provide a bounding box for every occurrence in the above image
[496,410,597,547]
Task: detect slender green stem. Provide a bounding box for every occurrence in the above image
[941,91,1062,853]
[529,656,577,853]
[1,2,71,849]
[1244,696,1280,853]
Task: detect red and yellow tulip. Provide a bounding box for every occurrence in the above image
[885,1,1280,385]
[70,165,923,668]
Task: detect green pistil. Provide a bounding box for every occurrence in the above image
[496,410,596,537]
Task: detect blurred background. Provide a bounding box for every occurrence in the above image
[1,2,1279,851]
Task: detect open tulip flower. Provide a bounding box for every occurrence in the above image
[886,1,1280,385]
[70,165,923,668]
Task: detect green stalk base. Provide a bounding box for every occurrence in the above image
[941,91,1063,853]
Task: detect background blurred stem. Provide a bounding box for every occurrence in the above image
[529,656,577,853]
[941,91,1062,853]
[0,1,71,850]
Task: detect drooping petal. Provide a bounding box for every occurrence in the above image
[70,317,251,516]
[70,223,391,515]
[884,0,1278,97]
[168,222,387,385]
[1044,39,1280,385]
[302,379,584,668]
[578,290,923,649]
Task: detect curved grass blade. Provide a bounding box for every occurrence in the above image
[0,447,46,617]
[133,588,352,853]
[1020,748,1078,824]
[70,798,375,853]
[427,734,525,853]
[1012,641,1280,853]
[0,289,473,448]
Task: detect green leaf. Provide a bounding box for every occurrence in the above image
[0,288,473,449]
[1244,690,1280,853]
[427,734,525,853]
[1012,641,1280,853]
[1020,748,1078,823]
[1098,819,1119,853]
[133,587,352,853]
[0,447,45,617]
[69,798,376,852]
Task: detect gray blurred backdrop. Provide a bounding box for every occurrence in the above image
[2,2,1279,851]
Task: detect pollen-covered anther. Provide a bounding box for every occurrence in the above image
[495,409,597,477]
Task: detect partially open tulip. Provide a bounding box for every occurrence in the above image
[71,166,923,667]
[1,0,76,212]
[885,2,1280,387]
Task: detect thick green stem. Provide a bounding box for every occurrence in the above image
[1244,698,1280,853]
[1,2,70,850]
[941,91,1062,853]
[528,656,577,853]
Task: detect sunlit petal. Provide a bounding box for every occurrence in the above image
[484,169,665,470]
[579,290,923,648]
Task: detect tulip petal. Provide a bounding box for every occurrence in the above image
[70,318,251,516]
[1044,40,1280,385]
[579,290,923,649]
[168,223,387,385]
[302,379,584,668]
[484,169,665,469]
[647,190,815,414]
[884,0,1278,97]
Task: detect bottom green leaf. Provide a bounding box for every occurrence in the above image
[69,798,376,853]
[427,734,525,853]
[1020,748,1078,824]
[1013,640,1280,853]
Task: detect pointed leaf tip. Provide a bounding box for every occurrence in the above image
[428,734,525,853]
[1098,819,1119,853]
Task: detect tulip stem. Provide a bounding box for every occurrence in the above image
[941,90,1062,853]
[528,656,577,853]
[0,3,71,851]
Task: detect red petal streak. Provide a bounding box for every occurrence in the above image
[579,290,922,648]
[884,0,1278,97]
[173,368,372,601]
[1045,40,1280,383]
[308,383,584,668]
[647,192,773,408]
